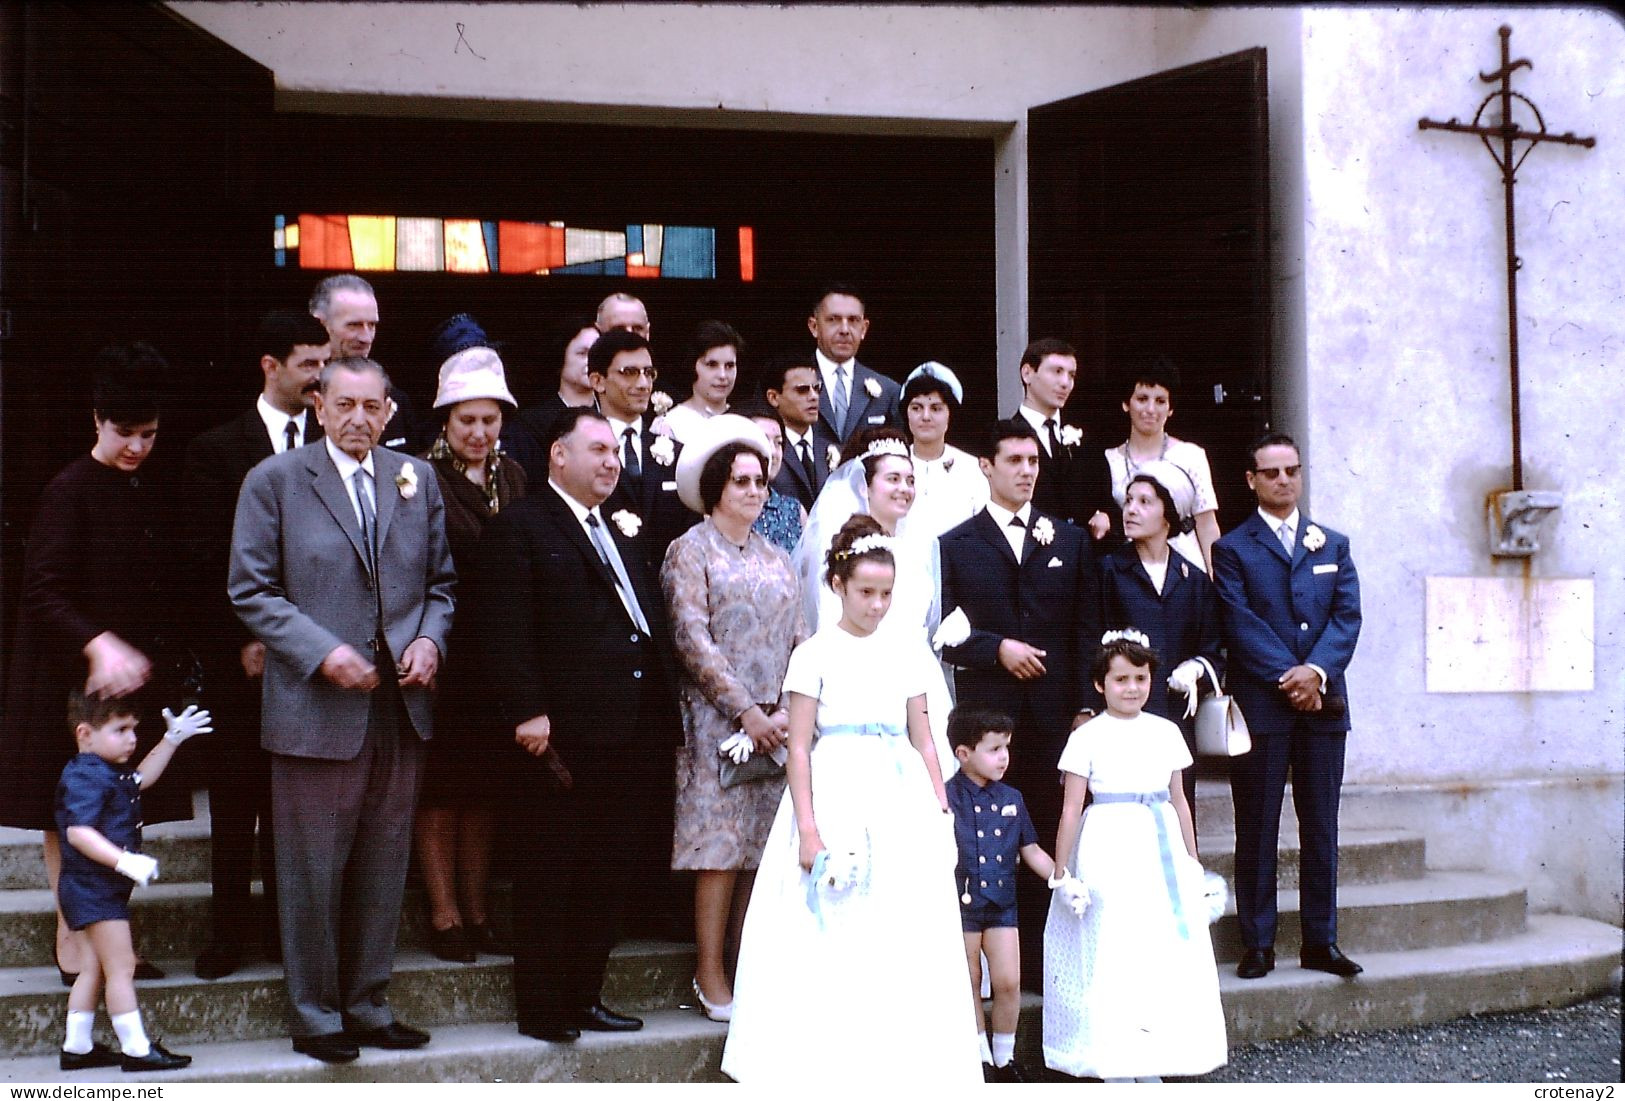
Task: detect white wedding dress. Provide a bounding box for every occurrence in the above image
[791,458,958,777]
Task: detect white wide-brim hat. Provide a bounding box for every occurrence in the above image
[433,345,517,409]
[674,413,772,514]
[1132,458,1198,521]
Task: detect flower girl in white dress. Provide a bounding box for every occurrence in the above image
[1043,631,1227,1082]
[721,515,982,1084]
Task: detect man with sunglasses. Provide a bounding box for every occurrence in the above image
[762,353,829,509]
[1212,431,1364,981]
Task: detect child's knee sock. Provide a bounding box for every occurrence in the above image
[979,1032,994,1065]
[111,1010,150,1057]
[992,1032,1016,1067]
[62,1010,95,1054]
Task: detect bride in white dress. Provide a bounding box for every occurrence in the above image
[791,430,957,776]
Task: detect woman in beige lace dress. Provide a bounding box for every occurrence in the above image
[663,416,807,1023]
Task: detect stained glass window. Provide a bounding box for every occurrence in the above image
[276,213,750,281]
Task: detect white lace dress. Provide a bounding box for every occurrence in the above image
[720,625,982,1085]
[1043,711,1227,1079]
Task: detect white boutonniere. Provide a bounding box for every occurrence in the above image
[395,462,418,500]
[1302,524,1326,552]
[611,510,642,537]
[863,377,882,399]
[1032,516,1055,545]
[649,435,676,467]
[826,443,841,470]
[1059,425,1083,448]
[649,391,674,416]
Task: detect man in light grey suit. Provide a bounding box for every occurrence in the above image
[229,357,456,1063]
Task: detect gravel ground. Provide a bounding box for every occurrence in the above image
[1191,994,1623,1084]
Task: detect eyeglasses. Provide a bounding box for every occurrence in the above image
[613,365,659,381]
[728,474,769,489]
[1253,465,1301,480]
[786,382,822,395]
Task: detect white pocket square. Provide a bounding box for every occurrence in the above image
[1001,804,1018,817]
[1047,557,1063,568]
[866,414,885,424]
[662,480,678,491]
[1313,563,1338,574]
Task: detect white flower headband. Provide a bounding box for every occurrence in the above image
[1100,628,1151,647]
[833,533,896,560]
[858,438,910,463]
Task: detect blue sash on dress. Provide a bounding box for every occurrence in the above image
[1091,790,1189,939]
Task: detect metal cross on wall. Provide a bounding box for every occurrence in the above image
[1418,24,1594,493]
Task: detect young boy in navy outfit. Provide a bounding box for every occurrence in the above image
[55,690,210,1073]
[945,707,1057,1082]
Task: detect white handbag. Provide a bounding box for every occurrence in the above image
[1192,657,1252,757]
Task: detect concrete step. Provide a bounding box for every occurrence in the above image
[0,820,213,891]
[1195,827,1426,888]
[0,1009,730,1083]
[1210,870,1527,962]
[0,940,697,1057]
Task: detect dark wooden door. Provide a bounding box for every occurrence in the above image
[1028,48,1273,536]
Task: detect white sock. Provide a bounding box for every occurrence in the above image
[111,1009,150,1057]
[1135,1076,1163,1083]
[63,1009,95,1054]
[992,1032,1016,1067]
[979,1032,994,1065]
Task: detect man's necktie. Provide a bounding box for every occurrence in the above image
[1007,512,1027,558]
[622,426,642,480]
[586,513,652,635]
[1279,520,1296,555]
[830,365,849,435]
[1046,418,1062,457]
[798,438,814,479]
[284,419,300,454]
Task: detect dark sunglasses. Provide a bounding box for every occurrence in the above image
[1253,465,1301,480]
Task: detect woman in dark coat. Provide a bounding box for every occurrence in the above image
[412,327,528,963]
[0,345,191,982]
[1094,463,1225,829]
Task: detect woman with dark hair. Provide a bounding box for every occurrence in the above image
[0,344,191,985]
[731,397,806,553]
[663,320,743,444]
[413,329,528,962]
[1093,464,1224,820]
[901,361,987,538]
[663,415,805,1022]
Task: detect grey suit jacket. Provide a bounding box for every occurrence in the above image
[228,441,457,760]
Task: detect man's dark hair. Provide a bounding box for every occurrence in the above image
[587,328,651,376]
[811,281,865,316]
[318,356,392,394]
[759,352,819,398]
[91,343,166,425]
[1020,337,1077,374]
[947,706,1015,752]
[542,405,610,454]
[1248,431,1299,468]
[987,416,1040,457]
[1118,354,1181,402]
[257,308,332,364]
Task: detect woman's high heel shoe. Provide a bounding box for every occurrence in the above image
[691,977,733,1023]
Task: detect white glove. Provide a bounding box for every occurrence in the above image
[717,731,753,764]
[162,704,213,745]
[931,606,972,651]
[115,851,159,887]
[1048,869,1091,916]
[1166,659,1205,719]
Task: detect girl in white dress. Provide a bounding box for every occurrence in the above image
[721,515,983,1085]
[792,428,957,776]
[1043,631,1227,1082]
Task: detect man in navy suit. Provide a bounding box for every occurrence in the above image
[1212,431,1363,980]
[940,417,1099,986]
[808,282,900,452]
[465,407,678,1042]
[1010,337,1117,541]
[763,353,829,509]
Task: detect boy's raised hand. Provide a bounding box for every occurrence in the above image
[161,705,214,744]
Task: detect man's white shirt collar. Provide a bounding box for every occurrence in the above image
[606,414,644,444]
[1016,404,1060,453]
[784,425,812,448]
[325,436,375,480]
[549,478,599,527]
[815,348,855,378]
[1258,507,1300,537]
[985,500,1033,530]
[257,395,307,454]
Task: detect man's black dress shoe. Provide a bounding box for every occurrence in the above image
[133,959,166,981]
[60,1042,122,1071]
[519,1021,580,1043]
[292,1033,361,1063]
[576,1003,643,1032]
[468,922,512,956]
[1236,947,1276,979]
[121,1042,192,1072]
[429,924,476,964]
[1300,943,1364,977]
[194,942,242,980]
[347,1021,431,1049]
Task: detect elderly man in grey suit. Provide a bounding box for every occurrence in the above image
[230,356,456,1063]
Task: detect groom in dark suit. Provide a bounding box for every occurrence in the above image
[939,417,1100,985]
[230,357,456,1062]
[808,282,900,452]
[466,406,679,1043]
[1212,431,1363,980]
[183,309,330,980]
